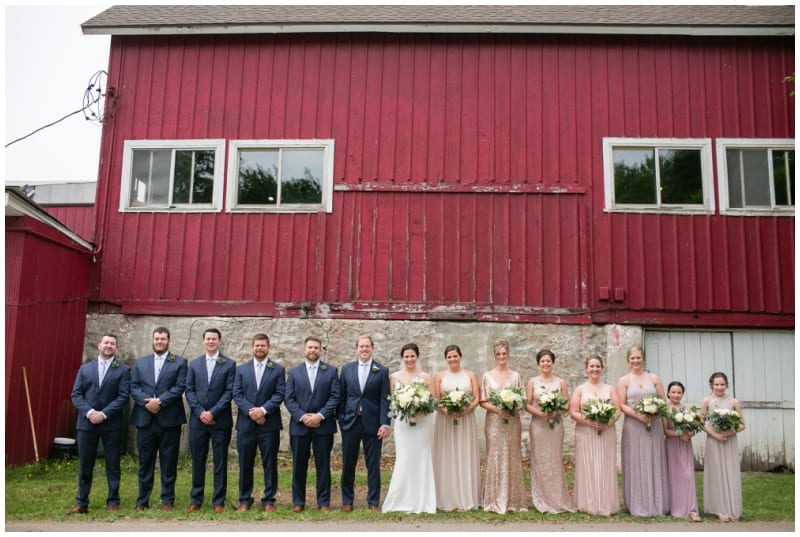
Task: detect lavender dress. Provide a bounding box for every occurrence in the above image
[620,378,670,516]
[665,409,699,518]
[703,396,743,519]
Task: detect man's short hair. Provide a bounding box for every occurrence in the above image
[203,328,222,339]
[153,326,171,339]
[252,333,270,345]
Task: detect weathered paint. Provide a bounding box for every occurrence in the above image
[43,205,95,243]
[5,217,92,465]
[89,33,794,326]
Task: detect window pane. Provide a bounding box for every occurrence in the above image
[238,149,278,204]
[742,149,771,206]
[772,150,795,206]
[281,149,323,204]
[173,151,193,204]
[726,149,744,208]
[659,149,703,204]
[614,148,656,204]
[192,150,215,203]
[130,149,170,206]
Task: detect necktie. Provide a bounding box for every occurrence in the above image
[207,358,215,382]
[256,361,264,388]
[359,363,369,391]
[309,365,317,389]
[99,360,107,386]
[155,357,163,383]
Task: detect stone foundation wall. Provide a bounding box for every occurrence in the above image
[84,314,642,460]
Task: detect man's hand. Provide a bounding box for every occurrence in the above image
[88,410,105,425]
[249,407,267,423]
[144,397,161,414]
[199,410,215,425]
[300,413,323,428]
[377,425,391,439]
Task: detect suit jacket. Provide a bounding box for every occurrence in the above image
[129,352,188,428]
[71,358,131,432]
[337,359,390,434]
[185,354,235,430]
[233,359,285,433]
[284,362,340,436]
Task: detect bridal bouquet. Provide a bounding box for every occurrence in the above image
[669,405,704,436]
[388,381,436,426]
[582,398,617,435]
[632,395,669,431]
[537,388,569,429]
[439,388,475,426]
[489,387,525,424]
[705,407,744,433]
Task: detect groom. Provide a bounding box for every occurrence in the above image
[337,335,390,512]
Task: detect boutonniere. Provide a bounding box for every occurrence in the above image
[166,352,175,363]
[111,359,120,368]
[371,365,379,373]
[267,360,275,369]
[319,363,328,371]
[216,356,225,365]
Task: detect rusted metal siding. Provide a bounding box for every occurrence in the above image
[91,33,793,325]
[5,218,91,465]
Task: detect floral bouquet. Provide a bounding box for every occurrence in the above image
[582,398,617,435]
[705,407,744,433]
[632,395,669,431]
[669,405,704,436]
[489,387,525,424]
[537,388,569,429]
[439,388,475,426]
[388,381,436,426]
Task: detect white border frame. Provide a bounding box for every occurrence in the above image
[119,139,226,212]
[602,137,715,214]
[226,139,335,213]
[715,138,795,216]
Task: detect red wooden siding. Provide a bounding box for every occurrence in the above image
[43,205,95,242]
[91,33,794,326]
[6,217,91,465]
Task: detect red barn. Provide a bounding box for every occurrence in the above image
[78,6,793,469]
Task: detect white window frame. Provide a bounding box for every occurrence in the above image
[227,139,334,213]
[119,139,226,212]
[603,138,715,214]
[716,138,795,216]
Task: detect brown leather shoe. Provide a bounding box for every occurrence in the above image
[161,503,174,511]
[134,504,147,512]
[67,506,87,515]
[263,504,276,512]
[292,505,304,513]
[186,504,201,513]
[213,505,224,514]
[107,505,119,512]
[342,504,353,513]
[369,505,380,512]
[236,504,250,512]
[319,506,330,512]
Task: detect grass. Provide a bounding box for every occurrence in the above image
[5,455,794,523]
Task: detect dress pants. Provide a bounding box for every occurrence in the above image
[237,428,280,506]
[189,426,232,507]
[340,415,383,507]
[76,428,122,507]
[136,422,181,506]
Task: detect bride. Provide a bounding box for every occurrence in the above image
[382,343,437,513]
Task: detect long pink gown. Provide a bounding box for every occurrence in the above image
[664,409,699,518]
[573,384,620,516]
[703,396,743,519]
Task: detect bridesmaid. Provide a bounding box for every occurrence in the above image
[478,338,528,514]
[432,345,481,511]
[701,371,745,522]
[616,346,670,517]
[524,349,576,513]
[663,381,701,522]
[569,355,620,516]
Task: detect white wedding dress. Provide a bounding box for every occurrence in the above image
[382,375,437,513]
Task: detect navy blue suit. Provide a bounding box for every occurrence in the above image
[71,358,131,508]
[284,361,340,508]
[233,358,285,507]
[130,352,187,507]
[337,359,390,508]
[185,354,235,508]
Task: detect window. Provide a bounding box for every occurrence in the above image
[603,138,714,213]
[227,140,334,213]
[716,139,795,215]
[120,140,225,212]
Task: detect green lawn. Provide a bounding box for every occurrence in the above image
[5,455,794,523]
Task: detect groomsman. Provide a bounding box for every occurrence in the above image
[130,326,187,511]
[233,333,285,512]
[67,334,130,514]
[185,328,236,513]
[284,336,341,512]
[338,335,390,512]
